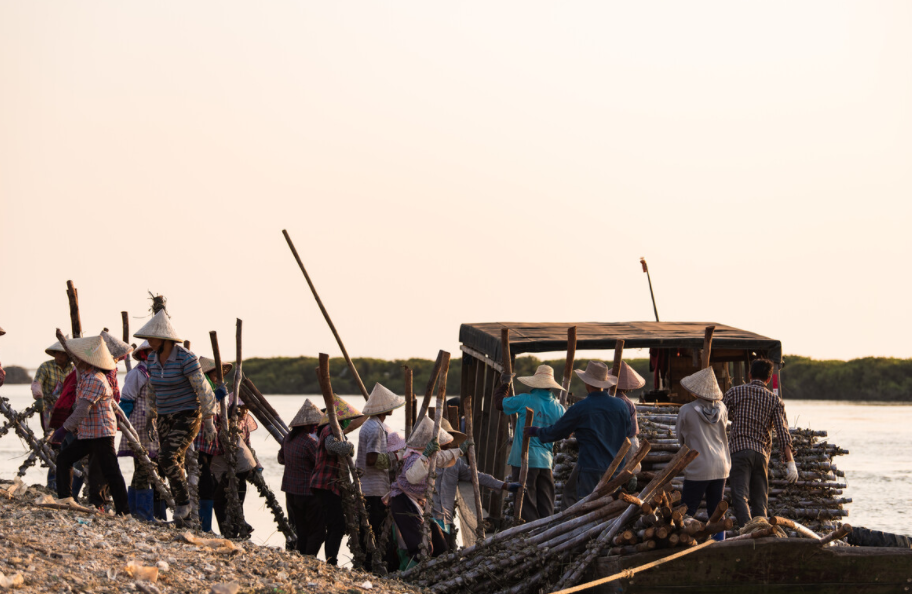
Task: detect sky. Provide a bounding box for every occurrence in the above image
[1,2,910,369]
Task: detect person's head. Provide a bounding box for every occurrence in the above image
[749,358,775,384]
[66,335,116,376]
[574,361,619,394]
[133,310,182,356]
[53,352,70,367]
[362,383,405,421]
[146,337,176,354]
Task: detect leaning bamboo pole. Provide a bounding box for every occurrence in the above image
[403,366,415,439]
[418,351,445,421]
[461,394,486,544]
[558,326,577,407]
[209,329,246,536]
[419,351,451,560]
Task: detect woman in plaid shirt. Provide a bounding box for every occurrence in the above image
[52,335,130,516]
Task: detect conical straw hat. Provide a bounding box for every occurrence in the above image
[407,416,454,449]
[362,383,405,416]
[134,310,182,342]
[518,365,564,391]
[66,335,117,371]
[612,361,646,391]
[426,408,468,447]
[386,431,406,453]
[290,399,323,427]
[100,330,134,360]
[574,361,619,390]
[45,335,69,357]
[680,368,724,401]
[198,356,234,377]
[319,394,362,425]
[132,340,153,361]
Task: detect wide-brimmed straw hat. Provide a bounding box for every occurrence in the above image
[290,399,323,427]
[134,310,182,342]
[132,340,153,361]
[66,335,117,371]
[45,336,69,357]
[611,361,646,391]
[319,394,363,425]
[199,356,234,377]
[518,365,564,391]
[680,368,724,401]
[439,417,467,448]
[100,330,134,360]
[574,361,619,390]
[362,383,405,416]
[407,416,455,449]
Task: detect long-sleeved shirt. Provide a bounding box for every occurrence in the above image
[390,448,462,504]
[722,380,792,458]
[537,391,632,476]
[280,430,319,496]
[63,370,117,439]
[146,345,215,417]
[310,424,354,496]
[432,456,503,524]
[675,399,731,481]
[34,360,74,426]
[501,388,565,469]
[118,363,158,456]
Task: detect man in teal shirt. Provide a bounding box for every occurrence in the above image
[495,364,565,522]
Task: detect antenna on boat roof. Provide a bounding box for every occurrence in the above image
[640,258,660,322]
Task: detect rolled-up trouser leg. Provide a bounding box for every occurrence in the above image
[156,410,202,506]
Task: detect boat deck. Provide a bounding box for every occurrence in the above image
[587,537,912,594]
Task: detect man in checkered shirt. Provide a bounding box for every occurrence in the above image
[722,358,798,526]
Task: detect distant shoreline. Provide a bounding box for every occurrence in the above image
[6,355,909,402]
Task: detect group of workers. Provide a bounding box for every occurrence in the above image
[12,311,798,572]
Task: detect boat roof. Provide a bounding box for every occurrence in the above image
[459,321,782,363]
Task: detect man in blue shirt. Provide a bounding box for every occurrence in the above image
[526,361,631,500]
[495,365,565,522]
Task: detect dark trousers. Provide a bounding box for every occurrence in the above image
[361,495,399,573]
[87,454,110,507]
[561,463,580,511]
[198,453,216,500]
[286,493,326,556]
[214,470,250,538]
[577,469,603,500]
[510,465,555,522]
[390,493,448,559]
[729,449,769,526]
[681,479,726,518]
[56,436,129,515]
[314,488,346,565]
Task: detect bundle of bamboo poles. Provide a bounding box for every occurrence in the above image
[398,441,709,594]
[634,406,849,533]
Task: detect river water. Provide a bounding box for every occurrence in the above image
[1,385,910,563]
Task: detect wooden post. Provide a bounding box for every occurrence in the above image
[512,406,535,524]
[489,329,513,519]
[183,340,191,350]
[418,350,445,421]
[702,326,715,370]
[210,330,246,535]
[639,258,660,322]
[65,280,82,338]
[609,340,625,397]
[316,353,381,572]
[283,229,369,399]
[461,394,486,543]
[420,350,450,560]
[121,312,132,372]
[447,405,460,431]
[403,366,414,439]
[559,326,577,407]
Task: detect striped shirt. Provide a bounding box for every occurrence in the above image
[35,360,74,426]
[146,345,216,416]
[356,417,390,497]
[722,380,793,458]
[76,370,117,439]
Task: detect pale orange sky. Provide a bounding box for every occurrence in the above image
[1,2,910,368]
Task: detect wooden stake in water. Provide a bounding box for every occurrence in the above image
[420,350,450,560]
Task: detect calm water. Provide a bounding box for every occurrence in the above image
[2,384,910,563]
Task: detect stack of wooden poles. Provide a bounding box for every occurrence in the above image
[634,406,849,533]
[399,441,714,594]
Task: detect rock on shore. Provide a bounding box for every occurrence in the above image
[0,482,422,594]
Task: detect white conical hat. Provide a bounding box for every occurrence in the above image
[290,400,323,427]
[362,383,405,416]
[45,335,70,357]
[518,365,564,391]
[66,335,117,371]
[680,368,724,401]
[132,340,153,361]
[134,310,181,342]
[100,330,134,360]
[611,361,647,391]
[406,416,454,449]
[199,356,234,377]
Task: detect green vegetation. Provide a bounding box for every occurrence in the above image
[3,366,32,384]
[240,354,912,402]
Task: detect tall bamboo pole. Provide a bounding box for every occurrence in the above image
[121,312,132,372]
[316,353,382,573]
[65,281,82,338]
[609,340,625,396]
[558,326,577,407]
[639,258,660,322]
[420,350,450,560]
[404,366,414,439]
[283,229,369,399]
[702,326,715,370]
[210,329,245,536]
[418,351,445,421]
[461,394,485,544]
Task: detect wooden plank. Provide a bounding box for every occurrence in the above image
[586,538,912,594]
[460,344,504,373]
[459,352,472,421]
[476,360,491,474]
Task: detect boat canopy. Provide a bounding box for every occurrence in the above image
[459,321,782,364]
